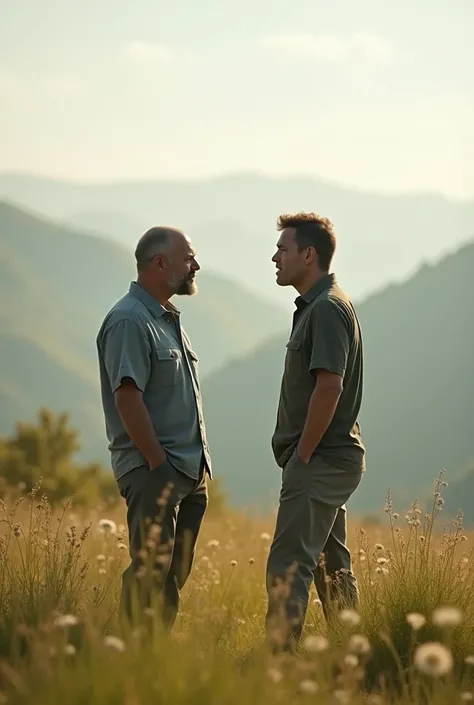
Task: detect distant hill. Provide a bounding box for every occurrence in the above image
[0,202,287,459]
[3,200,474,520]
[444,461,474,523]
[1,172,473,309]
[201,240,474,518]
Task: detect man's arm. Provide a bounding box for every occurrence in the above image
[115,380,167,470]
[297,371,343,462]
[101,318,166,470]
[297,301,350,463]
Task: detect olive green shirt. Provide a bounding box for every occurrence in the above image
[271,273,365,473]
[96,282,212,482]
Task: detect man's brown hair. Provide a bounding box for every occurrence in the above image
[277,211,336,271]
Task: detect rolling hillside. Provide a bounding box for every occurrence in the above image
[3,199,474,520]
[201,241,474,519]
[1,172,473,308]
[443,461,474,521]
[0,201,287,458]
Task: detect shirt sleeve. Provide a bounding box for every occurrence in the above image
[308,300,351,377]
[100,317,151,393]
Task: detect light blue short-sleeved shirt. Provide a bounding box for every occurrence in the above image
[96,281,212,482]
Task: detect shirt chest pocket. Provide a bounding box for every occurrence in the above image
[153,347,183,387]
[285,339,307,378]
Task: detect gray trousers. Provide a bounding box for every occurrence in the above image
[265,449,362,649]
[117,458,208,628]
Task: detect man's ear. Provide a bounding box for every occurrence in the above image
[153,253,166,270]
[305,246,318,265]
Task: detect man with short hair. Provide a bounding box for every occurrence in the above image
[266,212,365,649]
[96,226,211,627]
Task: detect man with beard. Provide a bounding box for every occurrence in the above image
[265,212,365,651]
[96,226,212,628]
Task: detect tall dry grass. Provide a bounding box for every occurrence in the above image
[0,471,474,704]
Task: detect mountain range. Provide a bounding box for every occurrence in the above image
[1,176,474,521]
[0,200,287,456]
[1,172,473,309]
[202,240,474,516]
[205,243,474,519]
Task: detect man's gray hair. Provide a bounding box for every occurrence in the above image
[134,227,180,270]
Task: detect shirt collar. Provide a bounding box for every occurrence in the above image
[129,281,180,318]
[295,273,336,308]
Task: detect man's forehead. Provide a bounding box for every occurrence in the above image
[185,239,196,257]
[171,232,195,254]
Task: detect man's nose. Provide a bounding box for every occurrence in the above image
[192,258,200,271]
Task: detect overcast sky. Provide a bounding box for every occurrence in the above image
[1,0,472,198]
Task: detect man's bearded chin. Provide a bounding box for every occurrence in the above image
[174,274,197,296]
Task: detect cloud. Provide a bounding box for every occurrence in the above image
[258,33,393,63]
[123,41,175,63]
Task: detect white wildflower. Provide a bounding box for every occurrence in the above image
[54,614,78,628]
[339,608,361,627]
[207,539,219,548]
[104,635,126,653]
[260,532,271,541]
[64,644,76,655]
[414,641,453,677]
[461,694,473,702]
[406,612,426,631]
[98,519,117,534]
[348,634,371,655]
[344,654,359,668]
[299,679,319,694]
[432,606,463,628]
[267,667,283,683]
[303,635,329,653]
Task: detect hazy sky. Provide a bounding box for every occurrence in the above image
[1,0,472,198]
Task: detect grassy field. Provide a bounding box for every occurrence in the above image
[1,471,474,704]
